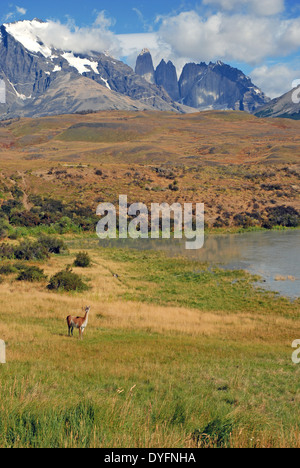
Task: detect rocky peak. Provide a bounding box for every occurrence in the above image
[155,59,179,102]
[135,49,155,84]
[178,61,269,112]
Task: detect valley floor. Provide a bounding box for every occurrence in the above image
[0,238,299,448]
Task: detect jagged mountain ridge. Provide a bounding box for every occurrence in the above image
[255,86,300,119]
[135,50,270,112]
[0,19,184,118]
[0,18,270,119]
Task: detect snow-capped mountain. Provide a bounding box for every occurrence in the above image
[0,19,270,119]
[0,19,183,118]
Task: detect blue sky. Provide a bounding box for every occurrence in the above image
[1,1,199,33]
[1,0,300,97]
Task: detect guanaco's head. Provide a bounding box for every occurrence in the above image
[85,306,91,315]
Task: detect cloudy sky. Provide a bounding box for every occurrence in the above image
[1,0,300,98]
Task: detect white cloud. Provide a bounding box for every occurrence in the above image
[4,12,14,21]
[93,10,115,29]
[203,0,285,16]
[16,6,27,15]
[4,4,27,22]
[155,11,300,65]
[118,33,159,58]
[250,64,300,98]
[17,15,121,57]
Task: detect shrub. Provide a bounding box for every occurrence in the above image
[0,264,17,275]
[53,216,74,234]
[0,219,11,239]
[17,266,47,283]
[264,205,299,228]
[1,199,24,216]
[38,235,68,255]
[233,214,256,229]
[48,268,89,292]
[9,212,41,227]
[74,252,91,268]
[14,240,49,261]
[0,243,14,259]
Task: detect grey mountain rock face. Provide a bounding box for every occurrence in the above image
[12,74,158,118]
[0,24,53,109]
[179,61,269,112]
[255,86,300,119]
[135,50,269,112]
[155,60,180,102]
[0,20,182,119]
[135,48,155,84]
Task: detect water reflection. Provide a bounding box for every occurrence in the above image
[99,230,300,299]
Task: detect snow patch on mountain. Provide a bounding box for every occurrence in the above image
[4,19,53,58]
[62,52,100,75]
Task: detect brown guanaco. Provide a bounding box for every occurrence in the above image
[67,306,90,340]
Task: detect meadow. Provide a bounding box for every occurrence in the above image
[0,110,299,448]
[0,236,299,448]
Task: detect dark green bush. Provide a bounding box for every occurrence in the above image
[264,205,299,228]
[0,243,14,259]
[0,219,10,239]
[3,194,99,234]
[0,264,17,275]
[17,266,47,283]
[9,212,41,227]
[38,235,68,254]
[1,199,24,216]
[14,240,49,261]
[48,268,89,292]
[74,252,91,268]
[233,214,257,229]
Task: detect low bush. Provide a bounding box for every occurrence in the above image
[0,219,10,239]
[0,243,14,259]
[264,205,299,229]
[0,264,17,275]
[14,240,49,261]
[17,266,47,283]
[48,267,89,292]
[38,235,68,255]
[74,252,91,268]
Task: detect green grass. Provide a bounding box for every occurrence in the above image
[0,240,299,448]
[0,330,299,448]
[98,247,297,316]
